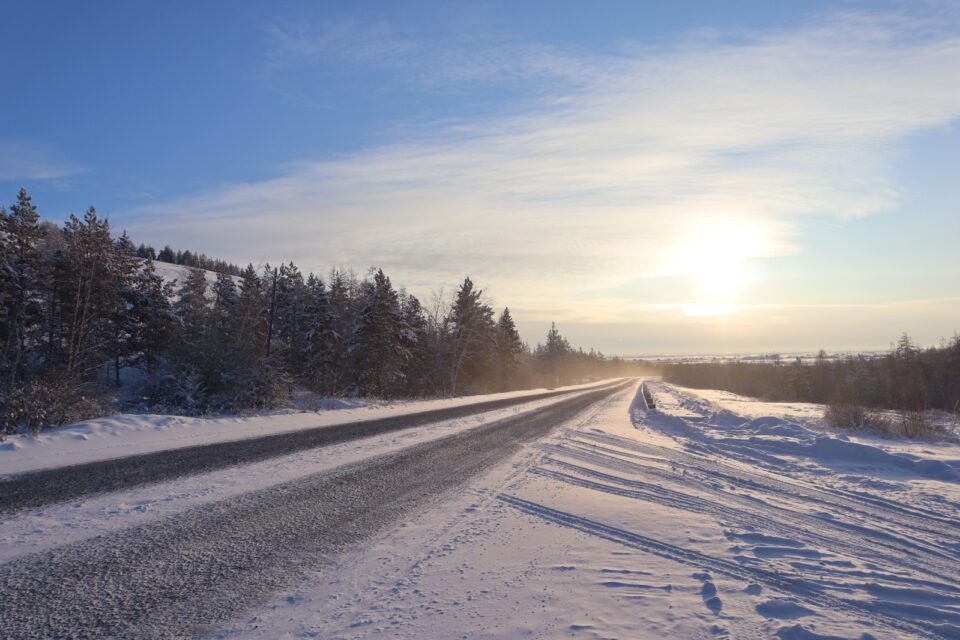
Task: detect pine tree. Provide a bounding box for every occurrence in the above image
[0,189,45,386]
[274,262,309,375]
[235,264,267,357]
[400,292,433,396]
[324,269,354,394]
[494,307,525,391]
[130,258,174,374]
[303,273,339,394]
[541,322,571,386]
[446,277,496,395]
[58,208,117,378]
[211,272,239,342]
[157,246,175,263]
[350,269,411,397]
[107,231,143,385]
[172,268,213,387]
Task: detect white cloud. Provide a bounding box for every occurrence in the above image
[129,10,960,331]
[0,139,83,181]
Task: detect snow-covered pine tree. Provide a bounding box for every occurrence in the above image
[0,189,45,387]
[211,271,239,346]
[106,231,143,385]
[58,208,118,379]
[399,292,433,396]
[303,273,339,394]
[350,269,411,397]
[541,322,571,387]
[235,264,267,358]
[129,258,174,374]
[495,307,525,391]
[324,268,355,395]
[171,268,213,396]
[274,261,309,376]
[446,277,496,395]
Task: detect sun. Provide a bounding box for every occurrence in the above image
[663,217,768,316]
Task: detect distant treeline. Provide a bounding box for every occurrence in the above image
[662,334,960,416]
[0,189,642,436]
[135,243,243,276]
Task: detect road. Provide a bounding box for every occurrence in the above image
[0,379,625,514]
[0,380,632,639]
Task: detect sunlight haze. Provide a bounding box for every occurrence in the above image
[3,1,958,355]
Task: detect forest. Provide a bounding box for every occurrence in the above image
[662,335,960,436]
[0,189,642,436]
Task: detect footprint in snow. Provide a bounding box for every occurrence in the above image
[756,598,814,620]
[694,571,723,614]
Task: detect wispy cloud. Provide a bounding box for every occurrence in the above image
[0,139,83,181]
[130,10,960,329]
[261,14,599,90]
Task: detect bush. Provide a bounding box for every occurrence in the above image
[824,401,894,437]
[823,401,947,439]
[214,365,293,413]
[895,410,942,439]
[824,402,867,429]
[0,378,109,437]
[135,363,292,415]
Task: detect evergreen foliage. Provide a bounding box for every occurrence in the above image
[0,189,642,436]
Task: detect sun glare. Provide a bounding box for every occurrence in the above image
[663,218,768,317]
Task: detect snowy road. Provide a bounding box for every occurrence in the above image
[4,379,959,639]
[208,381,960,640]
[0,379,625,515]
[0,381,632,639]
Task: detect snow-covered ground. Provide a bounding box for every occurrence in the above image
[151,260,227,287]
[0,386,611,563]
[666,383,960,466]
[4,379,959,638]
[0,380,614,477]
[211,380,960,639]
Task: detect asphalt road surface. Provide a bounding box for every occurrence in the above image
[0,379,632,639]
[0,379,626,515]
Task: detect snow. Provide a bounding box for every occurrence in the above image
[0,387,609,562]
[5,379,959,638]
[151,260,225,287]
[0,380,615,477]
[210,380,960,639]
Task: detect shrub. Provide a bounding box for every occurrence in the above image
[824,402,867,430]
[824,401,947,439]
[0,378,109,437]
[824,401,894,437]
[895,410,942,439]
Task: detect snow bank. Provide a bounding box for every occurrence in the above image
[0,380,621,477]
[648,381,960,484]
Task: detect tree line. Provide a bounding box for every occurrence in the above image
[134,243,243,277]
[0,189,638,436]
[661,334,960,435]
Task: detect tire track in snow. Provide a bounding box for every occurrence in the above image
[497,494,946,639]
[575,430,960,539]
[533,457,960,592]
[557,438,957,561]
[0,381,632,639]
[553,442,960,607]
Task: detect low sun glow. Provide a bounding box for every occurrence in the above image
[663,217,768,317]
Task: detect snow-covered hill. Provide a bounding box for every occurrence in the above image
[151,260,231,289]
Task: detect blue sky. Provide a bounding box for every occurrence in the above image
[2,1,958,355]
